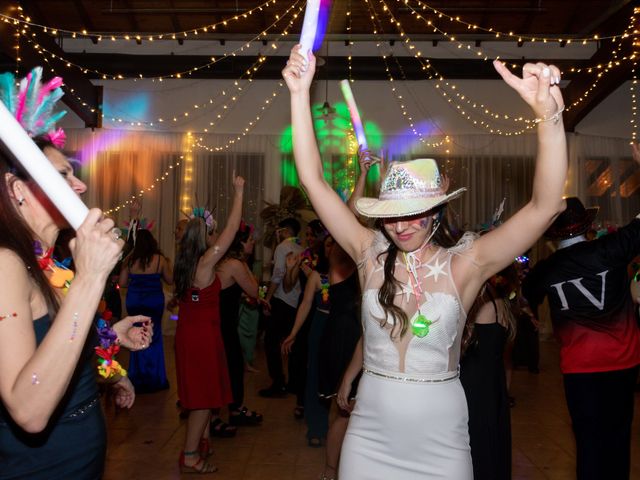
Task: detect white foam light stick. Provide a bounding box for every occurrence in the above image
[340,79,368,150]
[299,0,322,61]
[0,101,89,229]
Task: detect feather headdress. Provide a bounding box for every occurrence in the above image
[184,207,217,233]
[0,67,67,147]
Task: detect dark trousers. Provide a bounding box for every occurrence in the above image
[563,366,638,480]
[264,298,296,388]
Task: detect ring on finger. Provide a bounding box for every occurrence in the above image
[111,227,122,241]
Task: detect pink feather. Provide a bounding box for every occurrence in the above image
[37,76,63,105]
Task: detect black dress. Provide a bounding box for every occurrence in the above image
[219,283,245,409]
[460,312,512,480]
[0,315,106,479]
[318,272,361,398]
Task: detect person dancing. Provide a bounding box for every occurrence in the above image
[283,45,567,478]
[173,174,244,473]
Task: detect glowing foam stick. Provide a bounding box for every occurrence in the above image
[340,80,368,149]
[299,0,322,60]
[0,101,89,229]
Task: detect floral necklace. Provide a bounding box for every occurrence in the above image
[34,241,74,293]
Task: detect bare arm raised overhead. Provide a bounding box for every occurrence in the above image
[199,174,245,271]
[283,46,373,262]
[459,61,568,304]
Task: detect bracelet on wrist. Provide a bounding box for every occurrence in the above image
[534,105,565,125]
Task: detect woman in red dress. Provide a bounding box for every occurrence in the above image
[174,174,245,473]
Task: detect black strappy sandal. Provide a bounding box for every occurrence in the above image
[209,417,237,438]
[229,406,263,426]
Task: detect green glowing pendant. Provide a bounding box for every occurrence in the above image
[412,314,432,338]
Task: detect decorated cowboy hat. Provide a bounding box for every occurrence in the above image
[544,196,598,239]
[355,158,466,218]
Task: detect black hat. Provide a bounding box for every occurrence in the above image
[544,197,598,240]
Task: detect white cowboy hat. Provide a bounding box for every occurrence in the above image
[355,158,466,218]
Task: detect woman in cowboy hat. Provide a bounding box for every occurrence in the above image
[283,45,567,478]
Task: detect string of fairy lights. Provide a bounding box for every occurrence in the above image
[13,1,303,129]
[12,0,303,82]
[400,0,629,43]
[4,0,638,216]
[2,0,283,42]
[398,0,636,75]
[630,7,639,144]
[363,0,450,148]
[375,0,637,136]
[371,0,534,136]
[104,157,183,215]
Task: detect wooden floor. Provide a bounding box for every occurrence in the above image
[103,339,640,479]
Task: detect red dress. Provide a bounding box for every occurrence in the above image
[175,277,233,409]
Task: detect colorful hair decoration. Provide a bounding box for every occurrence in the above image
[239,219,255,236]
[0,67,67,147]
[477,198,506,233]
[123,217,156,244]
[189,207,217,232]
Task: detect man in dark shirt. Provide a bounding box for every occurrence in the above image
[523,197,640,480]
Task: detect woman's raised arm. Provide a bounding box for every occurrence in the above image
[283,46,373,262]
[472,61,567,283]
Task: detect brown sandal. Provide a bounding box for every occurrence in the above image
[179,450,218,474]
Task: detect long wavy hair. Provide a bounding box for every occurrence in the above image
[0,141,61,315]
[174,218,208,299]
[376,206,461,338]
[127,229,163,270]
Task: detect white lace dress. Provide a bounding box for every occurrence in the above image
[339,232,476,479]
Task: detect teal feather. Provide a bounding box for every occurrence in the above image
[40,110,67,134]
[32,88,64,131]
[0,72,17,114]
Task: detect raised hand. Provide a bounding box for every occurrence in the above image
[493,60,564,122]
[282,45,316,94]
[357,146,381,173]
[232,171,245,194]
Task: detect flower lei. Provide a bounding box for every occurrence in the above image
[35,240,74,294]
[301,248,318,268]
[35,242,125,379]
[320,276,330,304]
[95,302,127,379]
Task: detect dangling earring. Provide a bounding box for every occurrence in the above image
[18,197,25,206]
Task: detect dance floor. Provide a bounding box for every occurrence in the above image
[103,339,640,479]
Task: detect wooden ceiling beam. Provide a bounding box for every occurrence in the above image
[0,1,101,128]
[61,52,591,81]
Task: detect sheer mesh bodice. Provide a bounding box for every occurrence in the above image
[359,231,476,379]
